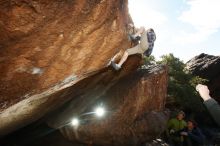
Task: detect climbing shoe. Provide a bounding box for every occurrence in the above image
[111,61,121,70]
[107,56,115,66]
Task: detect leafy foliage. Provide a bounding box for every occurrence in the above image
[143,55,156,65]
[155,54,207,112]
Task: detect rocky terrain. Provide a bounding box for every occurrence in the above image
[0,0,169,145]
[186,53,220,102]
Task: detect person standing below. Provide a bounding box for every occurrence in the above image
[196,84,220,127]
[166,111,187,146]
[179,119,205,146]
[110,26,156,70]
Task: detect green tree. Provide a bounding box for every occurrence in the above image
[157,54,207,112]
[143,55,156,65]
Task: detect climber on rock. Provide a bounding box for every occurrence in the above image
[109,26,156,70]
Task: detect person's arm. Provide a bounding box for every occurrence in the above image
[204,98,220,127]
[187,128,205,144]
[196,84,220,127]
[166,119,175,137]
[133,26,145,38]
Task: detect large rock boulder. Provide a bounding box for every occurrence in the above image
[0,0,169,145]
[186,53,220,102]
[0,64,169,146]
[0,0,132,134]
[49,65,169,146]
[0,0,131,110]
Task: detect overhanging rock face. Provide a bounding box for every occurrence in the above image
[47,65,169,146]
[0,0,169,145]
[0,0,132,135]
[0,0,130,110]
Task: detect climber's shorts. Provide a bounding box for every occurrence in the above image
[126,31,149,55]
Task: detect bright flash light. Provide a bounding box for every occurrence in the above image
[95,107,105,117]
[71,118,79,126]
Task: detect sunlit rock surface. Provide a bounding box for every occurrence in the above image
[0,0,130,110]
[0,0,132,135]
[186,53,220,102]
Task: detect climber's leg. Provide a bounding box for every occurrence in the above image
[111,44,142,70]
[117,51,129,67]
[111,51,121,62]
[107,51,121,66]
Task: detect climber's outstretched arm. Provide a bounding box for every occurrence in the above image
[133,26,145,38]
[196,84,220,127]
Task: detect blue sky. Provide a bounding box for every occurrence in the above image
[129,0,220,62]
